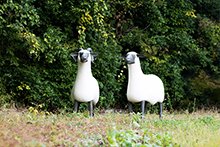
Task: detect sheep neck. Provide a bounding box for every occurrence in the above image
[76,62,93,78]
[128,62,144,81]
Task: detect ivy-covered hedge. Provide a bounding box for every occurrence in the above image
[0,0,220,111]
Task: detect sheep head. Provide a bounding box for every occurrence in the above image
[125,51,146,64]
[71,48,97,63]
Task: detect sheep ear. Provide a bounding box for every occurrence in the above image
[87,48,93,53]
[87,48,98,62]
[91,53,98,63]
[137,54,146,59]
[70,48,83,61]
[70,53,78,62]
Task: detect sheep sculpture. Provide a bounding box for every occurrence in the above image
[70,48,99,117]
[125,51,165,118]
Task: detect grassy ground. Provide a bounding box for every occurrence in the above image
[0,108,220,147]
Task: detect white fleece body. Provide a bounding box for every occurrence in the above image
[71,51,99,104]
[126,52,164,105]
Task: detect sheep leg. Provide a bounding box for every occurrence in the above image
[159,102,163,119]
[74,100,79,112]
[128,102,133,113]
[141,101,145,119]
[88,101,94,117]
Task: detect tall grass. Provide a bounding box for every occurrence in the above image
[0,108,219,146]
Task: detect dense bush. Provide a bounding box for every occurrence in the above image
[0,0,220,111]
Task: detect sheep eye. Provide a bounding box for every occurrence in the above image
[79,52,83,56]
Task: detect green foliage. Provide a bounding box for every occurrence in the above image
[0,77,12,107]
[0,0,220,111]
[0,0,76,110]
[93,42,122,108]
[107,129,177,146]
[192,0,220,20]
[188,71,220,108]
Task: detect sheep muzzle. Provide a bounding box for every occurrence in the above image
[125,54,135,64]
[79,52,89,63]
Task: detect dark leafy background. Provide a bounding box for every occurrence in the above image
[0,0,220,112]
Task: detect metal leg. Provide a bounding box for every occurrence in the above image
[141,101,145,119]
[89,101,94,117]
[159,102,163,119]
[128,102,133,113]
[74,100,79,112]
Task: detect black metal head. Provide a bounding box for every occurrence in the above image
[70,48,97,63]
[125,51,146,64]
